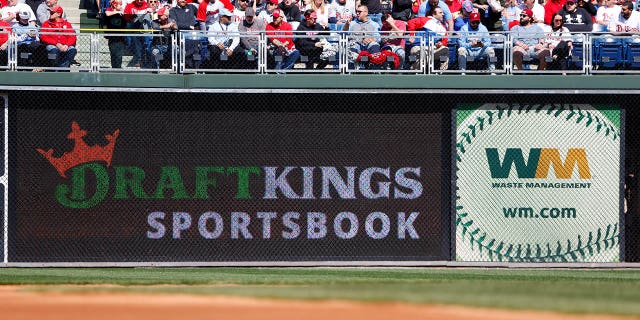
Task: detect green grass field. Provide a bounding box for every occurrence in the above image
[1,268,639,316]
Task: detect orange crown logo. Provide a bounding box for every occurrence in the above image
[36,121,120,178]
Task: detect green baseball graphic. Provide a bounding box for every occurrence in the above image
[456,104,621,262]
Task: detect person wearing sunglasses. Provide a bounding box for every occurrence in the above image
[557,0,593,32]
[511,8,549,71]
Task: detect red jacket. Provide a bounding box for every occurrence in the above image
[196,0,234,22]
[40,19,76,46]
[0,21,10,46]
[544,0,565,25]
[266,21,295,50]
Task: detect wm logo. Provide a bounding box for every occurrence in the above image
[486,148,591,179]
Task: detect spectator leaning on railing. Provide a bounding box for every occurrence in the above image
[40,5,77,69]
[149,6,176,68]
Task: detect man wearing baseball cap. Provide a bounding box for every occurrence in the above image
[40,5,77,69]
[557,0,593,32]
[1,0,36,26]
[457,11,495,74]
[206,7,244,69]
[266,8,300,70]
[238,6,264,66]
[511,8,549,71]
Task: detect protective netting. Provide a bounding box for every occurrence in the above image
[3,91,640,263]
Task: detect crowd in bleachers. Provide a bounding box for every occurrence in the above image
[1,0,640,72]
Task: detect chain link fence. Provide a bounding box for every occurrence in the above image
[2,90,640,264]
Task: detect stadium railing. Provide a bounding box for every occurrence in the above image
[4,29,640,74]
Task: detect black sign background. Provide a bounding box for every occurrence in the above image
[9,92,450,262]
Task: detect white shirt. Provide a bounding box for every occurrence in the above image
[597,5,621,32]
[611,10,640,33]
[208,20,240,50]
[1,3,36,26]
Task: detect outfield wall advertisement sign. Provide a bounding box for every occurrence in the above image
[455,104,622,262]
[12,109,449,262]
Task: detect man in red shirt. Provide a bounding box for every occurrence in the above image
[266,9,300,70]
[40,5,76,68]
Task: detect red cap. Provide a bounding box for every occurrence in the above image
[157,6,168,16]
[268,0,278,4]
[49,5,64,15]
[469,11,480,21]
[272,9,281,18]
[305,11,317,19]
[522,8,533,18]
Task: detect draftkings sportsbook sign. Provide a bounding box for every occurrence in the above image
[455,104,621,262]
[13,110,449,262]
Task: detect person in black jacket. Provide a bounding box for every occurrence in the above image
[295,9,329,69]
[170,0,201,68]
[557,0,593,32]
[391,0,413,21]
[279,0,301,28]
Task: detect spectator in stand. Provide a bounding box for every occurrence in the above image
[305,0,328,28]
[445,0,463,15]
[14,9,45,68]
[295,9,329,68]
[380,13,406,66]
[207,7,243,69]
[543,12,573,70]
[423,6,449,70]
[1,0,36,26]
[360,0,382,26]
[258,0,284,23]
[458,11,495,73]
[594,0,620,32]
[124,0,151,67]
[251,0,267,16]
[328,0,355,28]
[36,0,65,26]
[520,0,544,24]
[149,5,176,68]
[543,0,564,25]
[557,0,593,32]
[279,0,301,28]
[391,0,414,21]
[104,0,126,68]
[238,7,263,67]
[453,0,473,31]
[344,4,380,58]
[196,0,233,31]
[577,0,596,20]
[609,1,640,33]
[418,0,454,31]
[233,0,250,23]
[501,0,521,30]
[40,5,77,68]
[472,0,504,31]
[0,12,9,66]
[170,0,199,68]
[266,9,300,70]
[511,8,549,70]
[25,0,42,17]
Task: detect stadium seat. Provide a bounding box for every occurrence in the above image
[625,40,640,69]
[593,37,624,70]
[568,41,584,70]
